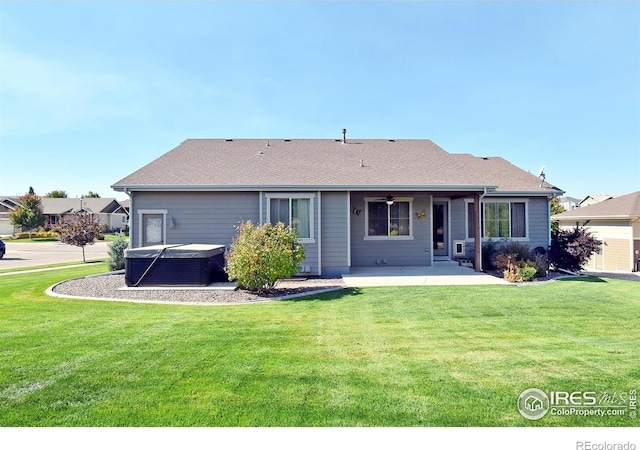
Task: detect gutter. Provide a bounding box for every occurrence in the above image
[112,184,499,193]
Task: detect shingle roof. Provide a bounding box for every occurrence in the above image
[112,139,563,194]
[39,198,122,215]
[553,191,640,220]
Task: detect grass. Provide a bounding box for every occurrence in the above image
[0,266,638,427]
[0,260,106,275]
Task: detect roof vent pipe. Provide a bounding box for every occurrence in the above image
[342,128,347,144]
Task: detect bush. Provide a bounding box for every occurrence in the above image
[482,238,500,270]
[107,233,129,271]
[225,220,306,292]
[520,266,538,282]
[550,226,601,272]
[14,231,58,240]
[498,241,534,262]
[494,244,539,282]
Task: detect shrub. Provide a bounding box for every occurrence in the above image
[550,226,601,272]
[498,241,534,262]
[520,266,538,282]
[482,238,500,270]
[225,220,306,292]
[494,246,539,282]
[107,233,129,271]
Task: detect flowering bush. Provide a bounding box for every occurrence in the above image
[225,220,306,292]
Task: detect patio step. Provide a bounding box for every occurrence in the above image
[433,259,459,267]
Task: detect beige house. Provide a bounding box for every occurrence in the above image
[0,196,129,235]
[553,191,640,272]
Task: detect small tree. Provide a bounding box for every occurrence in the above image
[550,225,601,272]
[225,220,305,292]
[45,190,68,198]
[54,212,102,262]
[550,197,565,235]
[9,193,46,238]
[107,232,129,271]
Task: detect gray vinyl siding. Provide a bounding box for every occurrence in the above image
[130,191,259,249]
[321,192,349,277]
[349,192,432,267]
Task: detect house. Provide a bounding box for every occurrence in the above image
[0,197,21,236]
[552,191,640,272]
[579,194,620,208]
[0,196,129,235]
[558,196,580,211]
[112,135,564,277]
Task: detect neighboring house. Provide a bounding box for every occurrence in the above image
[579,194,620,208]
[0,196,129,235]
[558,196,580,211]
[0,197,21,236]
[112,136,564,277]
[552,191,640,273]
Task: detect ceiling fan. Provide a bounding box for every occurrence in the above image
[374,195,396,205]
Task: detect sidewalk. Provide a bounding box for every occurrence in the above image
[341,265,510,287]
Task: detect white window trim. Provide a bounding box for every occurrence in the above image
[265,193,315,243]
[364,197,414,241]
[137,209,167,247]
[464,199,530,242]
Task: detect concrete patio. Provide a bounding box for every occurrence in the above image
[341,264,510,287]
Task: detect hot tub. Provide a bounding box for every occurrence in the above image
[124,244,227,287]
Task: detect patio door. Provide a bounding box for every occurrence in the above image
[433,202,448,258]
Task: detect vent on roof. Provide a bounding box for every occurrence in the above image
[225,139,233,142]
[342,128,347,144]
[389,139,396,142]
[284,139,291,142]
[481,157,489,160]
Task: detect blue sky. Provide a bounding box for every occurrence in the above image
[0,1,638,201]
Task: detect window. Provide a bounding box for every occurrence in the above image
[267,194,314,242]
[466,200,527,239]
[365,198,413,239]
[138,209,167,247]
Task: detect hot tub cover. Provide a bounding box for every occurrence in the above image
[125,244,226,259]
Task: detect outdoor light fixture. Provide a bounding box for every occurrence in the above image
[386,196,394,206]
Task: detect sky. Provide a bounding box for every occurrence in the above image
[0,1,638,202]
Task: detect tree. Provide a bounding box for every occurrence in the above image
[83,191,101,198]
[550,197,565,235]
[54,212,102,262]
[225,220,305,291]
[550,225,601,272]
[9,193,46,238]
[45,190,68,198]
[107,232,129,271]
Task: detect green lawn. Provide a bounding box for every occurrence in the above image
[1,265,638,426]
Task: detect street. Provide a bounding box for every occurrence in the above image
[0,241,111,270]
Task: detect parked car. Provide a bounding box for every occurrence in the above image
[0,239,5,259]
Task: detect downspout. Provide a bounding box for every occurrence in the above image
[259,191,263,224]
[317,191,322,277]
[474,188,488,272]
[125,189,135,248]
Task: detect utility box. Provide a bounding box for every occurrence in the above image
[125,244,227,287]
